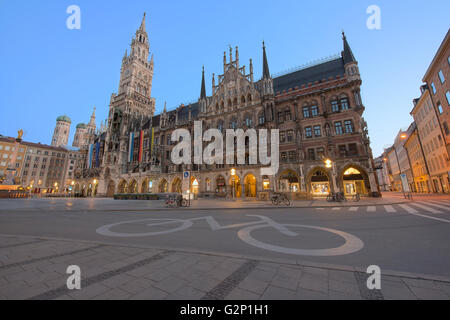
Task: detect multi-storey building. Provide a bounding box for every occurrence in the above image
[403,122,430,193]
[0,136,26,186]
[94,15,379,199]
[20,142,68,193]
[374,155,390,191]
[385,131,412,192]
[411,85,450,193]
[423,29,450,156]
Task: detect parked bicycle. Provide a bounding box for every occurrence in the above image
[164,194,189,208]
[270,192,291,206]
[351,193,361,202]
[326,192,347,203]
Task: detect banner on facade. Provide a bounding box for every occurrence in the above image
[139,130,144,162]
[95,142,100,168]
[150,128,154,159]
[128,132,134,163]
[87,143,94,169]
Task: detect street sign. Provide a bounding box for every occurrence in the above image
[400,173,410,193]
[183,171,190,179]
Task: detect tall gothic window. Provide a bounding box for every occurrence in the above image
[285,109,292,121]
[258,113,265,125]
[344,120,354,133]
[340,98,350,110]
[303,107,310,118]
[335,122,344,135]
[331,100,339,113]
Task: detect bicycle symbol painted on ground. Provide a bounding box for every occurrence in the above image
[96,215,364,257]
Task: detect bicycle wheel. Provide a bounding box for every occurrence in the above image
[326,194,333,202]
[271,197,280,205]
[181,199,188,207]
[283,198,290,206]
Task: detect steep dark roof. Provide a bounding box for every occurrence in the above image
[342,33,356,65]
[200,68,206,99]
[152,115,160,127]
[262,42,270,79]
[273,58,345,93]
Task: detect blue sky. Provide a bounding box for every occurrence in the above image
[0,0,449,156]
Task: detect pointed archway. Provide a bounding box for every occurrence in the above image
[244,174,257,198]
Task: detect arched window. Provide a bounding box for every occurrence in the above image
[241,96,246,105]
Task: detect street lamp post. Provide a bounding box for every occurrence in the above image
[231,168,236,200]
[394,133,410,199]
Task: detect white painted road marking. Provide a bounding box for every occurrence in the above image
[384,205,396,213]
[237,223,364,256]
[97,215,365,256]
[409,203,443,214]
[367,206,376,212]
[398,204,450,223]
[332,208,341,211]
[349,207,358,212]
[426,201,450,209]
[398,204,418,214]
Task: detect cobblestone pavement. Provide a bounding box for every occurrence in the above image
[1,235,449,300]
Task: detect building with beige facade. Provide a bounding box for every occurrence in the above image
[403,122,430,193]
[0,136,26,186]
[19,142,69,193]
[411,85,450,193]
[423,29,450,156]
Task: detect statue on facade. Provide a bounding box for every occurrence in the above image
[17,129,23,140]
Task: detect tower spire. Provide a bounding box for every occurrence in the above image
[139,12,146,32]
[262,41,271,79]
[200,66,206,99]
[90,106,96,123]
[342,31,356,64]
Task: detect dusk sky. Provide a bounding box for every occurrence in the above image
[0,0,449,157]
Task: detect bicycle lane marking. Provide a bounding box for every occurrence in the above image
[237,224,364,256]
[96,215,365,257]
[96,218,194,237]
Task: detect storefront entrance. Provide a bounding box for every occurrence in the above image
[229,175,242,198]
[278,170,300,193]
[343,168,366,195]
[244,174,257,198]
[172,178,182,193]
[310,169,330,196]
[216,176,226,196]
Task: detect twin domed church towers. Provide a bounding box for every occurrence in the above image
[51,107,101,148]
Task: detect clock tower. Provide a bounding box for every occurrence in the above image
[103,13,156,177]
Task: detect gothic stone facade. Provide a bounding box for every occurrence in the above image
[94,15,379,199]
